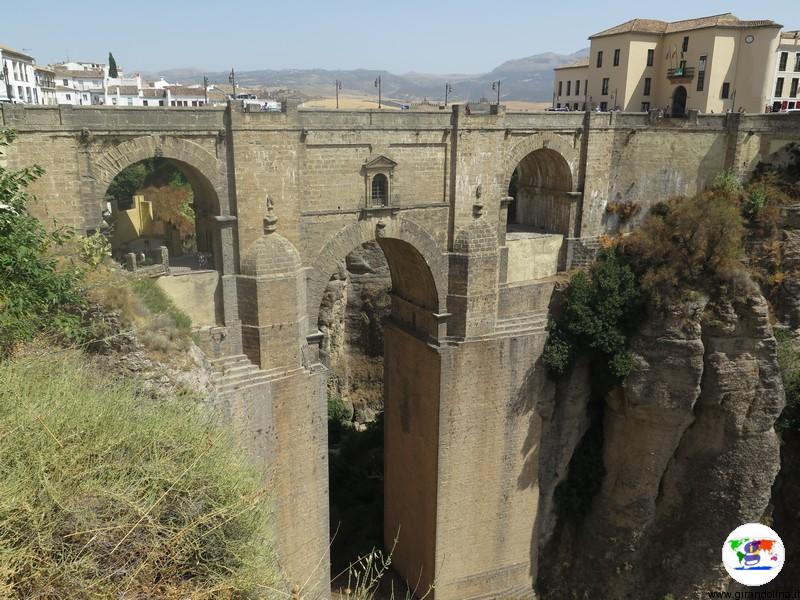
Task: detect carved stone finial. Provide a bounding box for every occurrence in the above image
[473,202,484,218]
[264,194,278,234]
[375,219,387,238]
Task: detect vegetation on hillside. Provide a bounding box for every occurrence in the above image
[0,130,86,356]
[544,158,799,383]
[0,351,276,598]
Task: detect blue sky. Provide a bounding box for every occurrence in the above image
[6,1,799,74]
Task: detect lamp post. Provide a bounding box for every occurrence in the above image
[445,82,452,106]
[228,68,236,99]
[335,79,342,109]
[374,75,381,109]
[492,79,501,105]
[203,76,208,105]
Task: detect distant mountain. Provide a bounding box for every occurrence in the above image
[140,49,588,102]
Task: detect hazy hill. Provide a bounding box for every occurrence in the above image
[140,49,588,102]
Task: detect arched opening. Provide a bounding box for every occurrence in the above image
[102,157,220,271]
[506,148,573,235]
[672,86,687,117]
[371,173,389,206]
[318,234,440,598]
[100,157,225,328]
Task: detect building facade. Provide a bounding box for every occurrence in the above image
[770,30,800,111]
[553,60,589,110]
[554,13,786,115]
[1,45,43,104]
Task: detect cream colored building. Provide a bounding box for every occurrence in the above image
[770,30,800,111]
[553,60,589,110]
[554,13,784,115]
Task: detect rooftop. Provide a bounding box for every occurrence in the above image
[55,67,105,78]
[590,13,782,39]
[0,43,35,62]
[553,58,590,70]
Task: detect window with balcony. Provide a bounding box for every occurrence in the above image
[641,102,651,112]
[597,51,603,68]
[780,52,789,72]
[599,101,608,111]
[613,49,620,66]
[602,78,609,95]
[791,78,799,99]
[647,48,655,67]
[644,78,651,96]
[776,77,785,97]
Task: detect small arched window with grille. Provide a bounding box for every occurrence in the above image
[371,173,388,206]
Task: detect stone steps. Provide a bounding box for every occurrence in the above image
[210,354,271,395]
[495,309,549,335]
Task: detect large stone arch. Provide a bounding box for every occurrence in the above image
[306,216,448,335]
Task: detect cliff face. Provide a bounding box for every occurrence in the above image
[318,241,391,423]
[538,292,785,599]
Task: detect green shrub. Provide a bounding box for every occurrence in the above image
[0,130,86,356]
[0,351,276,598]
[544,249,642,380]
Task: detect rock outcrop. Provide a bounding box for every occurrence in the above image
[538,292,785,599]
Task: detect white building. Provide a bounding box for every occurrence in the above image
[54,63,105,105]
[1,44,43,104]
[770,30,800,111]
[34,65,56,105]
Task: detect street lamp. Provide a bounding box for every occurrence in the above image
[445,82,453,106]
[228,68,237,99]
[374,76,381,109]
[335,79,342,109]
[492,79,501,105]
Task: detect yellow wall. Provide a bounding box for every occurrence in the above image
[553,64,589,108]
[111,194,154,246]
[582,25,781,113]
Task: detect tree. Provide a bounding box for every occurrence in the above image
[108,52,118,78]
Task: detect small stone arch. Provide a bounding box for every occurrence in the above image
[306,216,448,335]
[90,135,228,219]
[501,132,580,194]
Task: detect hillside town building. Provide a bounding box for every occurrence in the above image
[554,13,790,114]
[771,30,800,111]
[1,44,42,104]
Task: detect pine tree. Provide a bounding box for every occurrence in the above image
[108,52,118,78]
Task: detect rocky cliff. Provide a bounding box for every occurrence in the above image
[537,292,785,599]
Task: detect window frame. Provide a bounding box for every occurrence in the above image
[682,36,689,52]
[721,82,730,99]
[643,77,651,96]
[775,77,785,98]
[596,51,603,68]
[779,52,789,72]
[613,49,620,67]
[647,48,655,67]
[601,77,609,95]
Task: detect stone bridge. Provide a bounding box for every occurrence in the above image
[3,102,799,599]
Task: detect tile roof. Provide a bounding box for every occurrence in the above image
[590,13,781,38]
[0,44,35,61]
[554,58,590,70]
[166,86,207,97]
[55,67,105,78]
[110,85,140,95]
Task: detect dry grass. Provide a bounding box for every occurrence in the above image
[0,350,277,599]
[300,96,401,110]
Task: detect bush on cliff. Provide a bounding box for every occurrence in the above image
[0,350,277,598]
[543,248,643,379]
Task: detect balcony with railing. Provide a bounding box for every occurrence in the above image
[667,66,695,80]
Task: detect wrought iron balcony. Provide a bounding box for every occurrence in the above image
[667,67,695,80]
